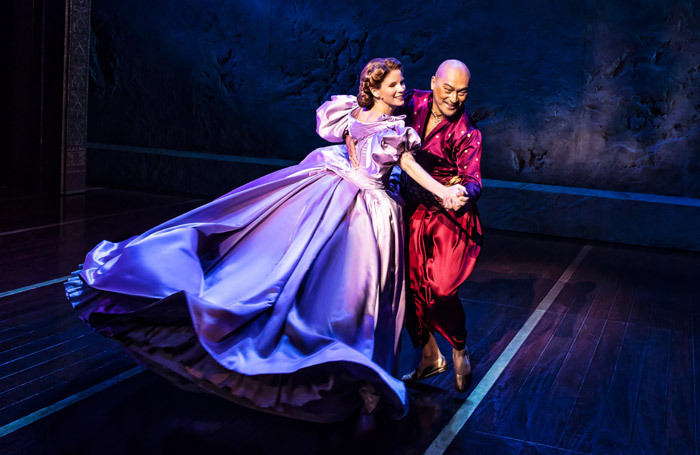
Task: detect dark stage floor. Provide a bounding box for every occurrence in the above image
[0,188,698,455]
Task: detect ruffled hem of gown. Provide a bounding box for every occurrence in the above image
[65,268,407,423]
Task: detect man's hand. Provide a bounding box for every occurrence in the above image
[345,133,359,169]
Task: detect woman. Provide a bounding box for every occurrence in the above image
[66,57,467,422]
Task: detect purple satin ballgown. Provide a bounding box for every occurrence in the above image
[65,95,421,422]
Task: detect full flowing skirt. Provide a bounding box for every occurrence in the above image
[65,146,408,422]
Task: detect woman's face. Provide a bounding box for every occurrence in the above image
[373,69,406,108]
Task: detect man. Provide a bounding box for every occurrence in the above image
[347,59,483,392]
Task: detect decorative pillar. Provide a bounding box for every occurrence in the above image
[61,0,91,194]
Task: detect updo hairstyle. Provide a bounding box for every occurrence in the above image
[357,57,403,108]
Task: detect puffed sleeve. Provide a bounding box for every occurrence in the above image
[454,128,483,201]
[316,95,357,142]
[373,125,421,166]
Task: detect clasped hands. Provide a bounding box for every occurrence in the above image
[440,185,469,211]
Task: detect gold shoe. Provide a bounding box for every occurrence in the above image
[453,352,473,393]
[453,371,472,393]
[402,356,448,382]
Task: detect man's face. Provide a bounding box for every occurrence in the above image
[431,69,469,118]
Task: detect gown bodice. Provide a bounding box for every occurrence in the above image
[314,95,421,190]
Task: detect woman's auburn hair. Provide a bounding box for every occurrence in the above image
[357,57,403,108]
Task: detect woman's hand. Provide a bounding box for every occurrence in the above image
[440,185,468,211]
[345,133,359,169]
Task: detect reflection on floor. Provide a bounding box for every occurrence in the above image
[0,188,698,454]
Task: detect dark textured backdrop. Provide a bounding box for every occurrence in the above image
[87,0,699,199]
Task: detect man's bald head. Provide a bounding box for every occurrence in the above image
[435,59,471,82]
[431,59,470,118]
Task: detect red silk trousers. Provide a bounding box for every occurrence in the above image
[405,205,481,350]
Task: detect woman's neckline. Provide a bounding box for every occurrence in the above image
[350,106,402,124]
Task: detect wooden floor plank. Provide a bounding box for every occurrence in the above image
[605,246,651,325]
[0,351,134,427]
[0,283,69,318]
[443,429,525,454]
[573,248,622,321]
[590,322,649,453]
[0,324,91,367]
[491,314,586,441]
[0,290,75,335]
[526,316,607,446]
[465,304,532,389]
[558,320,627,452]
[0,342,125,412]
[626,324,672,454]
[626,288,652,328]
[0,311,83,346]
[467,310,567,433]
[664,298,695,455]
[0,303,73,333]
[0,335,118,394]
[0,330,98,377]
[0,437,35,455]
